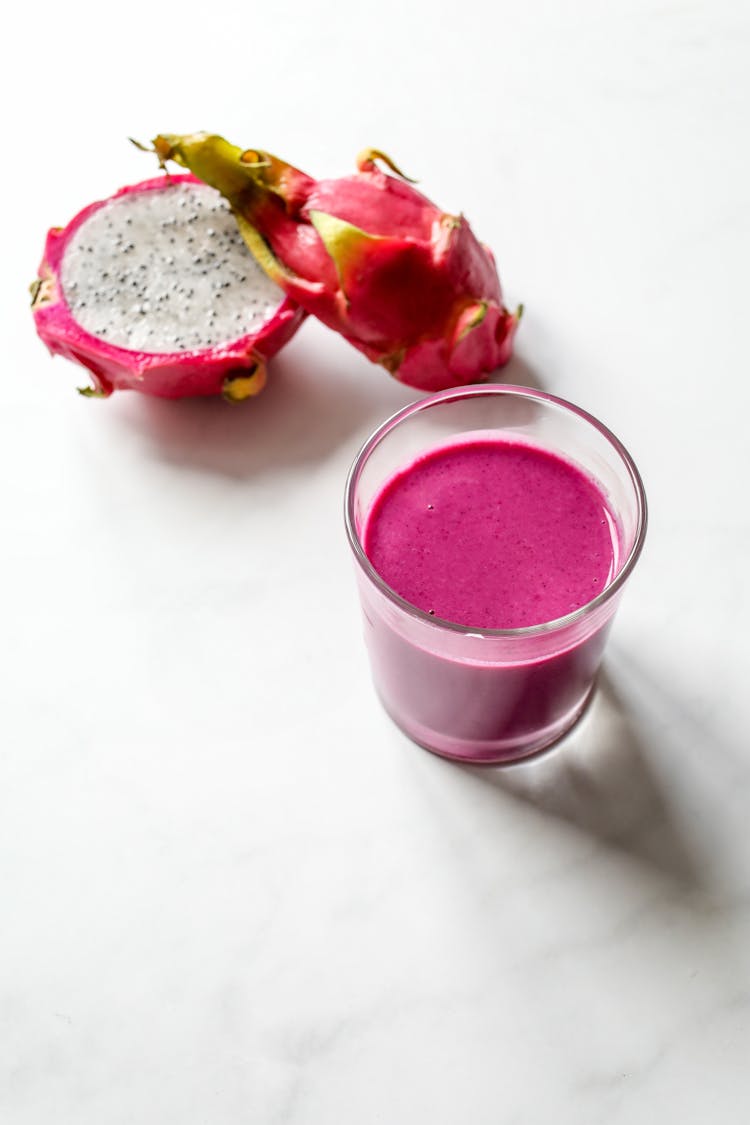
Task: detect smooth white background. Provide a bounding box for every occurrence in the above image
[3,1,749,1121]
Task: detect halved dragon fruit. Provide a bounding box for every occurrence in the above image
[143,134,519,391]
[31,174,304,400]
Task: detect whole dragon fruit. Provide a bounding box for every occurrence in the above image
[31,174,304,400]
[144,134,519,391]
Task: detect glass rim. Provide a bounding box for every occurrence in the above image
[344,384,648,639]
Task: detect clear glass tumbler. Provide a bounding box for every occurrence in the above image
[344,385,647,764]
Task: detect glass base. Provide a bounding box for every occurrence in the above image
[379,685,596,766]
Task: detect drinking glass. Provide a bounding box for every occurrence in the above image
[344,385,647,764]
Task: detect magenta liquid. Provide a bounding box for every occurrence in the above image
[357,436,622,762]
[364,438,616,630]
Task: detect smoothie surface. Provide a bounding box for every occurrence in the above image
[362,437,617,629]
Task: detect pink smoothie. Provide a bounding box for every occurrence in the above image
[356,435,622,761]
[363,437,617,629]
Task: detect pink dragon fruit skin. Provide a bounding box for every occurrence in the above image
[147,136,519,392]
[31,174,304,400]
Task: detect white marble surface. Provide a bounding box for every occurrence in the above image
[3,2,750,1121]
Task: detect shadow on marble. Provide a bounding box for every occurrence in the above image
[461,670,710,892]
[111,343,415,480]
[111,344,545,479]
[487,350,547,392]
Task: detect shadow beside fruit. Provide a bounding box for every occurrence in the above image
[109,332,545,481]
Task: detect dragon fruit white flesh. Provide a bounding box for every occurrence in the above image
[31,175,303,399]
